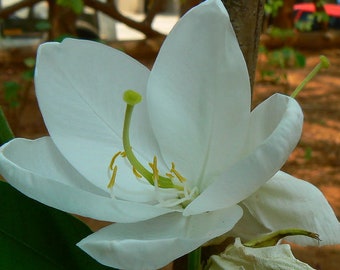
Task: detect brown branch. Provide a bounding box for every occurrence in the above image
[222,0,265,92]
[143,0,163,26]
[83,0,163,38]
[47,0,77,40]
[0,0,42,19]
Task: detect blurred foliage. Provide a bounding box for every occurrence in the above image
[295,11,329,31]
[57,0,84,14]
[35,20,52,32]
[304,146,313,161]
[266,26,294,39]
[2,81,21,108]
[260,1,308,85]
[264,0,283,17]
[1,58,35,109]
[258,45,306,84]
[295,0,330,31]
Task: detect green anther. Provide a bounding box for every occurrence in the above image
[123,90,142,105]
[243,228,320,248]
[291,55,330,98]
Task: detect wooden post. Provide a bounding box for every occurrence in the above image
[222,0,265,91]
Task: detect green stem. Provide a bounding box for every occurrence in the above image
[123,104,155,183]
[188,247,202,270]
[0,107,14,146]
[291,55,330,98]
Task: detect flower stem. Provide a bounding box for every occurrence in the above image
[291,55,330,98]
[0,107,14,146]
[188,247,201,270]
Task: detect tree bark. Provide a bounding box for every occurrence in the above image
[47,0,77,40]
[143,0,164,26]
[180,0,202,16]
[83,0,163,38]
[272,0,295,29]
[221,0,265,92]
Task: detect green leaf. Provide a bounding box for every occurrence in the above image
[295,52,306,68]
[35,21,51,31]
[0,181,113,270]
[23,57,36,68]
[57,0,84,14]
[2,81,21,107]
[22,69,35,81]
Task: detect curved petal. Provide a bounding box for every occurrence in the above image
[208,238,314,270]
[184,94,303,215]
[227,205,271,241]
[78,206,243,270]
[147,0,251,183]
[0,137,174,222]
[242,171,340,246]
[35,38,161,195]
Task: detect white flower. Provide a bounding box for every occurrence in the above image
[0,0,338,269]
[206,238,315,270]
[230,171,340,246]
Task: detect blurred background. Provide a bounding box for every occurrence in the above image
[0,1,339,269]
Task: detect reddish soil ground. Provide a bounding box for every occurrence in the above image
[254,49,340,269]
[0,45,339,269]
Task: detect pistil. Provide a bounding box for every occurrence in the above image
[107,90,199,208]
[122,91,177,188]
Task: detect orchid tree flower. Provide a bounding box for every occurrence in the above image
[206,238,315,270]
[229,171,340,247]
[0,0,338,269]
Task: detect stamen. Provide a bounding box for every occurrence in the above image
[291,55,330,98]
[150,156,160,187]
[133,167,142,178]
[166,173,174,179]
[171,162,187,183]
[109,151,122,169]
[107,165,118,189]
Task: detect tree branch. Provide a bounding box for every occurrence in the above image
[143,0,163,26]
[0,0,42,19]
[83,0,163,38]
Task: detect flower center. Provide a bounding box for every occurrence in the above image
[107,90,199,208]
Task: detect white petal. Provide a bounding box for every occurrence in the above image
[242,171,340,246]
[0,137,174,222]
[228,205,271,241]
[207,238,315,270]
[35,38,161,197]
[147,0,250,183]
[184,94,303,215]
[78,206,243,270]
